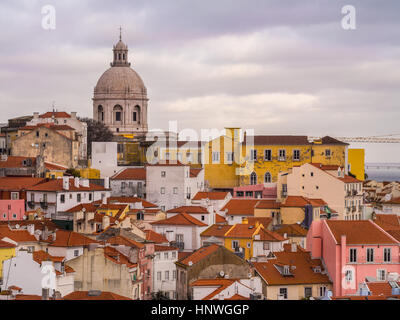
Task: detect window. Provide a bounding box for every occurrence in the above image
[164,252,168,259]
[345,270,353,281]
[264,149,272,161]
[157,272,161,281]
[250,149,257,161]
[161,187,165,195]
[349,248,357,263]
[201,215,205,221]
[11,192,19,200]
[384,248,391,262]
[232,240,239,250]
[250,172,257,185]
[173,187,178,194]
[115,112,121,121]
[279,288,288,300]
[278,149,286,161]
[121,182,126,189]
[12,213,17,219]
[212,152,220,163]
[325,149,331,157]
[161,206,165,211]
[165,152,170,160]
[377,269,386,281]
[133,112,137,122]
[161,171,166,177]
[74,250,79,257]
[36,131,39,137]
[245,191,253,197]
[60,194,65,204]
[173,270,177,280]
[186,152,193,162]
[156,253,160,260]
[226,152,234,163]
[165,271,169,280]
[236,191,244,197]
[89,193,92,201]
[77,193,81,203]
[304,287,312,298]
[263,242,270,250]
[247,242,251,248]
[319,286,327,297]
[264,172,271,183]
[172,252,177,259]
[293,150,300,161]
[366,248,374,263]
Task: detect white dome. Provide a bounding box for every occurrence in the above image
[94,66,146,94]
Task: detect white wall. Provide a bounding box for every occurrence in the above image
[153,249,178,298]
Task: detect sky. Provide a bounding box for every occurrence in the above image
[0,0,399,162]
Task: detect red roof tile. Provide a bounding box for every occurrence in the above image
[152,213,207,227]
[107,197,158,208]
[0,225,37,243]
[201,224,232,238]
[154,245,178,252]
[221,199,260,216]
[111,168,146,180]
[193,191,230,201]
[48,230,99,247]
[145,230,169,244]
[39,112,71,119]
[178,244,220,267]
[326,220,398,245]
[0,177,46,190]
[167,206,209,214]
[27,178,107,192]
[63,291,132,300]
[106,235,144,248]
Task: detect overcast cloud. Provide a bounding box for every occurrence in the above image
[0,0,399,162]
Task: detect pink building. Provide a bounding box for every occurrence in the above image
[233,183,277,199]
[0,200,26,221]
[307,219,400,297]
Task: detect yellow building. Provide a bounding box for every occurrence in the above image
[96,203,130,220]
[203,130,349,190]
[348,148,365,181]
[224,224,262,260]
[77,168,101,179]
[0,241,16,278]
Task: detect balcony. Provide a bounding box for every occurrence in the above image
[170,241,184,251]
[27,201,35,209]
[40,201,48,209]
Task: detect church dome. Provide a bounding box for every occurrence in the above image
[95,66,146,94]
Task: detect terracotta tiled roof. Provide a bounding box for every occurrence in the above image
[44,162,68,171]
[8,285,22,291]
[245,217,273,228]
[275,224,308,237]
[318,136,349,145]
[193,191,230,201]
[326,220,399,245]
[225,294,250,300]
[154,245,178,252]
[254,200,280,209]
[225,224,258,239]
[178,244,220,267]
[107,197,158,208]
[106,235,144,248]
[152,213,207,227]
[0,177,46,190]
[39,112,71,119]
[15,294,42,300]
[246,136,310,146]
[27,178,107,192]
[103,246,137,268]
[63,291,132,300]
[0,219,58,232]
[221,199,260,216]
[0,156,37,169]
[215,214,227,224]
[367,281,400,296]
[253,247,331,285]
[145,230,169,244]
[146,160,186,166]
[373,214,400,231]
[66,202,100,213]
[387,230,400,242]
[0,239,16,247]
[167,206,209,214]
[0,225,37,243]
[111,168,146,180]
[338,175,362,183]
[255,228,286,242]
[190,168,202,177]
[48,230,99,247]
[190,278,236,300]
[20,124,74,131]
[281,196,310,207]
[384,197,400,205]
[201,224,232,238]
[33,250,65,264]
[178,251,193,261]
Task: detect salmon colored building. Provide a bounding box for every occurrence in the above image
[307,219,400,297]
[0,200,26,221]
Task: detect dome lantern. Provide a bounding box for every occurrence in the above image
[111,27,130,67]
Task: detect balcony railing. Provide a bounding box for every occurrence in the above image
[27,201,35,209]
[40,201,48,209]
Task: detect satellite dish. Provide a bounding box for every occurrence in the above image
[23,215,27,220]
[15,224,20,229]
[35,230,42,236]
[115,221,119,225]
[219,270,225,277]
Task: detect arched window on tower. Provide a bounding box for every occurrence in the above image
[98,105,104,122]
[250,172,257,185]
[118,53,121,60]
[264,172,271,183]
[113,105,123,123]
[133,105,141,124]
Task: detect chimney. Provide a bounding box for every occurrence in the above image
[102,193,107,205]
[63,177,69,190]
[70,112,77,119]
[74,177,80,188]
[102,215,110,230]
[291,243,297,252]
[80,179,89,188]
[27,224,35,235]
[104,177,110,189]
[42,288,49,301]
[33,112,39,119]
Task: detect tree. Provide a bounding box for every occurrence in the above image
[79,117,114,158]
